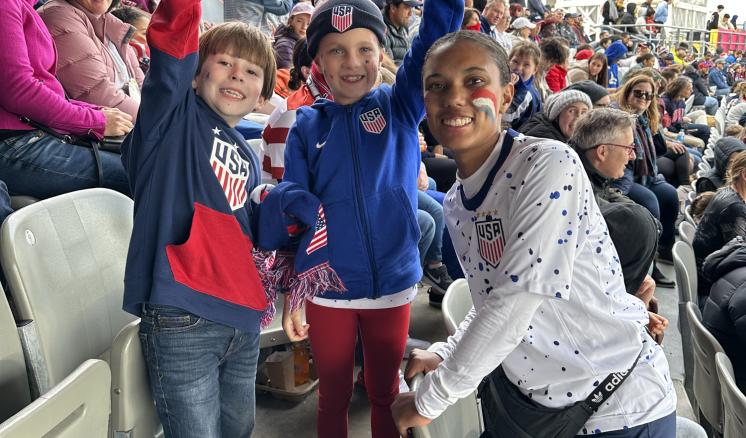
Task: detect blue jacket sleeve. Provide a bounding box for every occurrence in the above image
[282,109,312,191]
[262,0,292,16]
[711,70,728,89]
[391,0,464,127]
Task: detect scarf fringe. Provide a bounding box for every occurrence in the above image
[287,261,346,313]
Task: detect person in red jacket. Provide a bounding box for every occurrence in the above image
[542,37,569,93]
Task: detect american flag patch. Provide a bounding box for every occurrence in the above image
[306,206,328,255]
[331,5,353,32]
[210,137,250,211]
[359,107,386,134]
[476,218,505,268]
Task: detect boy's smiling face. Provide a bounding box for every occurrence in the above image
[316,28,383,105]
[423,40,513,155]
[193,51,265,127]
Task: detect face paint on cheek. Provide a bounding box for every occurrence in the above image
[470,89,498,122]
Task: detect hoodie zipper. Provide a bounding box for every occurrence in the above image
[347,107,380,298]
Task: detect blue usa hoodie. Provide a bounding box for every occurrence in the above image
[120,0,267,333]
[257,0,463,301]
[605,40,628,89]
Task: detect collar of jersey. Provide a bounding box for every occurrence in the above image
[459,129,518,211]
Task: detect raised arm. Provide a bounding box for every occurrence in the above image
[392,0,464,126]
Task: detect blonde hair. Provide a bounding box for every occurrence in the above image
[197,22,277,100]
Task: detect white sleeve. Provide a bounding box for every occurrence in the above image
[427,305,477,361]
[415,291,544,419]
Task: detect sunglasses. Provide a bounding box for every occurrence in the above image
[631,89,654,101]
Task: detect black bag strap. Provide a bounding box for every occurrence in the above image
[583,349,643,412]
[19,116,104,186]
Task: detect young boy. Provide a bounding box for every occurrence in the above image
[392,31,677,437]
[502,42,542,130]
[120,0,276,436]
[257,0,462,435]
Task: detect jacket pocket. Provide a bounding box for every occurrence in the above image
[166,202,267,311]
[368,186,420,269]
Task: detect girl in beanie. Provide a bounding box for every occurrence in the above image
[519,89,591,142]
[256,0,463,436]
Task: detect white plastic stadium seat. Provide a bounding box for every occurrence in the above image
[715,352,746,438]
[687,302,725,434]
[410,374,482,438]
[260,294,290,349]
[0,188,160,438]
[699,161,711,172]
[673,241,697,404]
[442,279,472,336]
[679,221,696,247]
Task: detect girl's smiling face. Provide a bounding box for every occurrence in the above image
[423,39,513,155]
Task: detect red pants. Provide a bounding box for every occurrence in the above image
[306,301,410,438]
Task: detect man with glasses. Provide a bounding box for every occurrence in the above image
[569,108,669,318]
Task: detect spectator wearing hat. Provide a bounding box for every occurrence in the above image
[568,52,608,87]
[710,59,731,97]
[510,16,534,45]
[520,89,591,142]
[273,2,314,69]
[384,0,422,65]
[566,79,611,107]
[605,39,628,90]
[557,13,579,47]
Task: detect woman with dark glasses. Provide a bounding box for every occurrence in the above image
[611,75,680,286]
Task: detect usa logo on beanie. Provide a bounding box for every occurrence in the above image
[331,5,354,32]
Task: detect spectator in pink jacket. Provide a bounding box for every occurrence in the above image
[38,0,145,120]
[0,0,132,199]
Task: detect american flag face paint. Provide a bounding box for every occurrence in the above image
[471,89,498,123]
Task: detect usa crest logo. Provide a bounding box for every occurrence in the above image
[210,137,250,211]
[307,205,328,255]
[331,5,353,32]
[476,217,505,268]
[359,108,386,134]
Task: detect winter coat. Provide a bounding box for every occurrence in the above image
[223,0,293,36]
[384,13,411,65]
[702,236,746,392]
[272,25,300,70]
[620,4,639,34]
[545,64,567,93]
[694,187,746,296]
[519,112,567,142]
[696,137,746,193]
[567,59,590,84]
[684,70,709,106]
[0,0,106,136]
[38,0,144,119]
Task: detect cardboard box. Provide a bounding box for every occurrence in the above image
[265,351,294,390]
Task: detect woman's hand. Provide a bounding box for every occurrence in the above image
[102,108,134,136]
[667,141,687,154]
[282,298,309,341]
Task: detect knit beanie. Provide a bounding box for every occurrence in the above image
[565,80,609,105]
[575,49,593,61]
[306,0,387,59]
[545,90,592,121]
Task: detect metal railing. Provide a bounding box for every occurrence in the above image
[595,23,746,54]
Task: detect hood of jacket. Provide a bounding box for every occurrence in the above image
[519,112,567,142]
[605,40,628,64]
[714,137,746,178]
[568,59,589,74]
[703,236,746,284]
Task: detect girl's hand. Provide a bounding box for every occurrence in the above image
[282,299,309,341]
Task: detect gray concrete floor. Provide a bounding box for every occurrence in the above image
[254,263,692,438]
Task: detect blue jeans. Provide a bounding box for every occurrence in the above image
[139,304,259,438]
[703,96,718,115]
[418,191,444,263]
[416,209,435,266]
[577,412,676,437]
[0,130,130,198]
[627,178,678,250]
[715,87,730,98]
